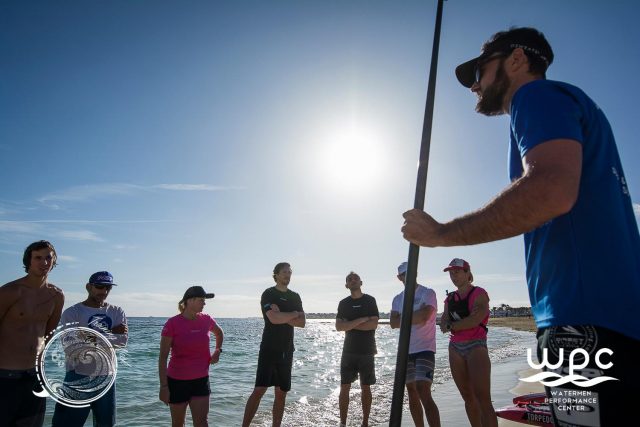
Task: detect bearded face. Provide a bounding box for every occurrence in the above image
[475,58,511,116]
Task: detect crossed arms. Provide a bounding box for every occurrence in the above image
[390,304,436,329]
[266,304,306,328]
[335,316,379,332]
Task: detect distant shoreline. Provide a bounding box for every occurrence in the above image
[488,316,537,332]
[130,314,538,333]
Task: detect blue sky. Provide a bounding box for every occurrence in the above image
[2,0,639,317]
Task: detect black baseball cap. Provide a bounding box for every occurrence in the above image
[455,27,554,88]
[180,286,215,304]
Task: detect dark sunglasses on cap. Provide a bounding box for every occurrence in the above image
[474,43,550,85]
[474,53,508,85]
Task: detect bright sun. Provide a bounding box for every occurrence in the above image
[318,127,384,193]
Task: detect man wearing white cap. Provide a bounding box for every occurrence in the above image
[390,262,440,427]
[52,271,128,427]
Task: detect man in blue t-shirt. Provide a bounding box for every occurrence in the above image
[401,27,639,426]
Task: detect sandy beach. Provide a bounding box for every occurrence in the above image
[488,316,537,333]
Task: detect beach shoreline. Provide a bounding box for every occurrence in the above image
[488,316,537,333]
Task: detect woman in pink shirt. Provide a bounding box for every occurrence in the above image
[159,286,224,427]
[440,258,497,427]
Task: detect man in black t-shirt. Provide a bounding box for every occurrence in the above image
[336,271,379,427]
[242,262,305,427]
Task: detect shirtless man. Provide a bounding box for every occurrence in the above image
[0,240,65,426]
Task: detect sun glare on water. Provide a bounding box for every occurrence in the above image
[318,127,385,193]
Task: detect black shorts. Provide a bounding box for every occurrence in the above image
[0,369,46,426]
[254,350,293,392]
[167,376,210,404]
[340,353,376,385]
[537,325,640,427]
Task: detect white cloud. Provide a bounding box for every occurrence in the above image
[57,255,79,263]
[38,183,143,205]
[103,291,263,317]
[113,244,137,250]
[37,182,243,208]
[217,294,260,302]
[55,230,104,242]
[0,221,42,234]
[153,184,242,191]
[634,203,640,222]
[0,219,176,245]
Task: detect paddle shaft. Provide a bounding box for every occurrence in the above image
[389,0,445,425]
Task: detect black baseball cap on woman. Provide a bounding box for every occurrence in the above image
[455,27,554,88]
[180,286,215,304]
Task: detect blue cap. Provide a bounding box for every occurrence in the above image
[398,262,408,275]
[88,271,117,286]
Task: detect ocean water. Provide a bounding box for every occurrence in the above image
[42,317,533,426]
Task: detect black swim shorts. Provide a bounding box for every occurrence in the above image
[254,350,293,392]
[167,376,210,404]
[340,353,376,385]
[0,369,46,426]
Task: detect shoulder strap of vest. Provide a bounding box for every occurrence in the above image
[467,286,489,331]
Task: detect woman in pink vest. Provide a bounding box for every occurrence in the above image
[440,258,497,427]
[159,286,224,427]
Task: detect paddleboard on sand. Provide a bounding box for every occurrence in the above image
[513,392,547,405]
[496,392,553,426]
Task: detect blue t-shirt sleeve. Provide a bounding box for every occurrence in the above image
[511,81,584,157]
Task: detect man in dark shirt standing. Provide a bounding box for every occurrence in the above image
[242,262,305,427]
[336,271,379,427]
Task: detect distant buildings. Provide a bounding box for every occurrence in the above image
[306,304,532,322]
[490,304,532,318]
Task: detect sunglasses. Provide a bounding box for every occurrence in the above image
[474,53,508,84]
[93,284,113,290]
